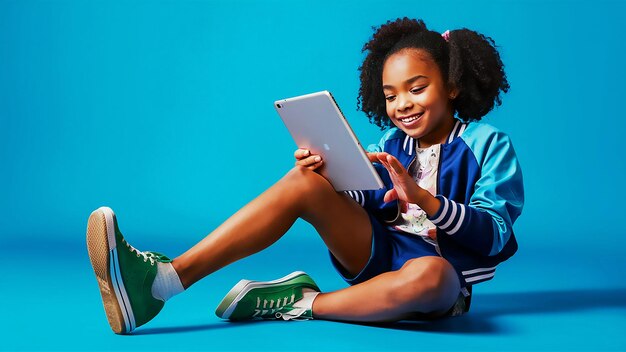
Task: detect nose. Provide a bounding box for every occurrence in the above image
[396,93,413,113]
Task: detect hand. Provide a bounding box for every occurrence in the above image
[368,152,422,204]
[368,152,441,217]
[294,148,323,170]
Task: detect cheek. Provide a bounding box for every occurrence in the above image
[385,101,394,117]
[421,92,446,113]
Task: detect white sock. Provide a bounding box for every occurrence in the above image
[151,262,185,302]
[292,289,320,311]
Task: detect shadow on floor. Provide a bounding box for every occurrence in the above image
[133,321,259,335]
[473,287,626,317]
[363,287,626,334]
[133,288,626,336]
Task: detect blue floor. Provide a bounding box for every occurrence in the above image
[3,222,625,351]
[3,1,626,350]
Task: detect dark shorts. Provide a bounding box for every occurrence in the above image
[329,213,471,317]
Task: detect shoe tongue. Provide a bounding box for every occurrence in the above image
[145,251,172,263]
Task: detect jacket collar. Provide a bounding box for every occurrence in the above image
[401,119,468,155]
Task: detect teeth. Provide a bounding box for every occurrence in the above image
[400,113,422,123]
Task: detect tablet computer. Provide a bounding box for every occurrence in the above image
[274,91,384,191]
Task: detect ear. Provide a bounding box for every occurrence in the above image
[449,85,459,100]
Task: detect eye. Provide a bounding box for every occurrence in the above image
[410,86,426,94]
[385,95,396,102]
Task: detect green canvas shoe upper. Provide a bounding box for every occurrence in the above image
[215,271,320,321]
[113,217,171,329]
[116,241,171,328]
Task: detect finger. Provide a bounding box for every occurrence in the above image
[302,159,323,170]
[296,155,322,167]
[375,153,392,171]
[386,154,405,175]
[309,159,323,170]
[367,152,381,163]
[294,149,310,160]
[427,229,437,240]
[295,159,323,170]
[375,152,389,164]
[380,155,398,176]
[383,188,398,203]
[375,154,404,184]
[383,159,397,177]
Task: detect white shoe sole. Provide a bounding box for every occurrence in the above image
[215,271,309,319]
[86,206,136,334]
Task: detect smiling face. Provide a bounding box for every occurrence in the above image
[382,48,458,147]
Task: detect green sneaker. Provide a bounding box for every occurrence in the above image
[215,271,320,321]
[86,206,169,334]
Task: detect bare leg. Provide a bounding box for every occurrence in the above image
[313,257,461,322]
[173,166,460,322]
[173,166,373,288]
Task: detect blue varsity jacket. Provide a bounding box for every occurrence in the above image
[346,119,524,286]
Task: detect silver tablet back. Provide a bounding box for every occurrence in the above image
[275,91,384,191]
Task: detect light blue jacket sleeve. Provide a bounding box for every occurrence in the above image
[429,126,524,256]
[366,127,399,153]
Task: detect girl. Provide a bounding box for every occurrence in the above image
[86,17,523,334]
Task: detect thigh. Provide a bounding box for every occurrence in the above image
[286,166,374,277]
[329,213,392,285]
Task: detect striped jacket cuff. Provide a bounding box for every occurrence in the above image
[462,266,496,285]
[344,190,366,207]
[428,195,466,235]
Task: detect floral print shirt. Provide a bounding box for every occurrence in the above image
[391,144,441,248]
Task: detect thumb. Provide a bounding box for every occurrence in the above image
[384,189,398,203]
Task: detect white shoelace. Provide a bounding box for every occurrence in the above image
[251,294,299,319]
[122,239,156,265]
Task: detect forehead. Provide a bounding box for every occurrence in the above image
[382,48,441,84]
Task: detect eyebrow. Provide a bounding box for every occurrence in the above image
[382,75,428,90]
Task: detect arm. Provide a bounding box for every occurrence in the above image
[369,130,524,253]
[428,132,524,256]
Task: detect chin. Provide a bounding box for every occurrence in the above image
[390,119,425,139]
[398,126,426,140]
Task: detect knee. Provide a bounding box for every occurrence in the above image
[391,257,460,311]
[283,166,335,201]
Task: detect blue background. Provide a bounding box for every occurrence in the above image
[1,0,625,350]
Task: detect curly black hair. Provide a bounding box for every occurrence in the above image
[357,17,510,130]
